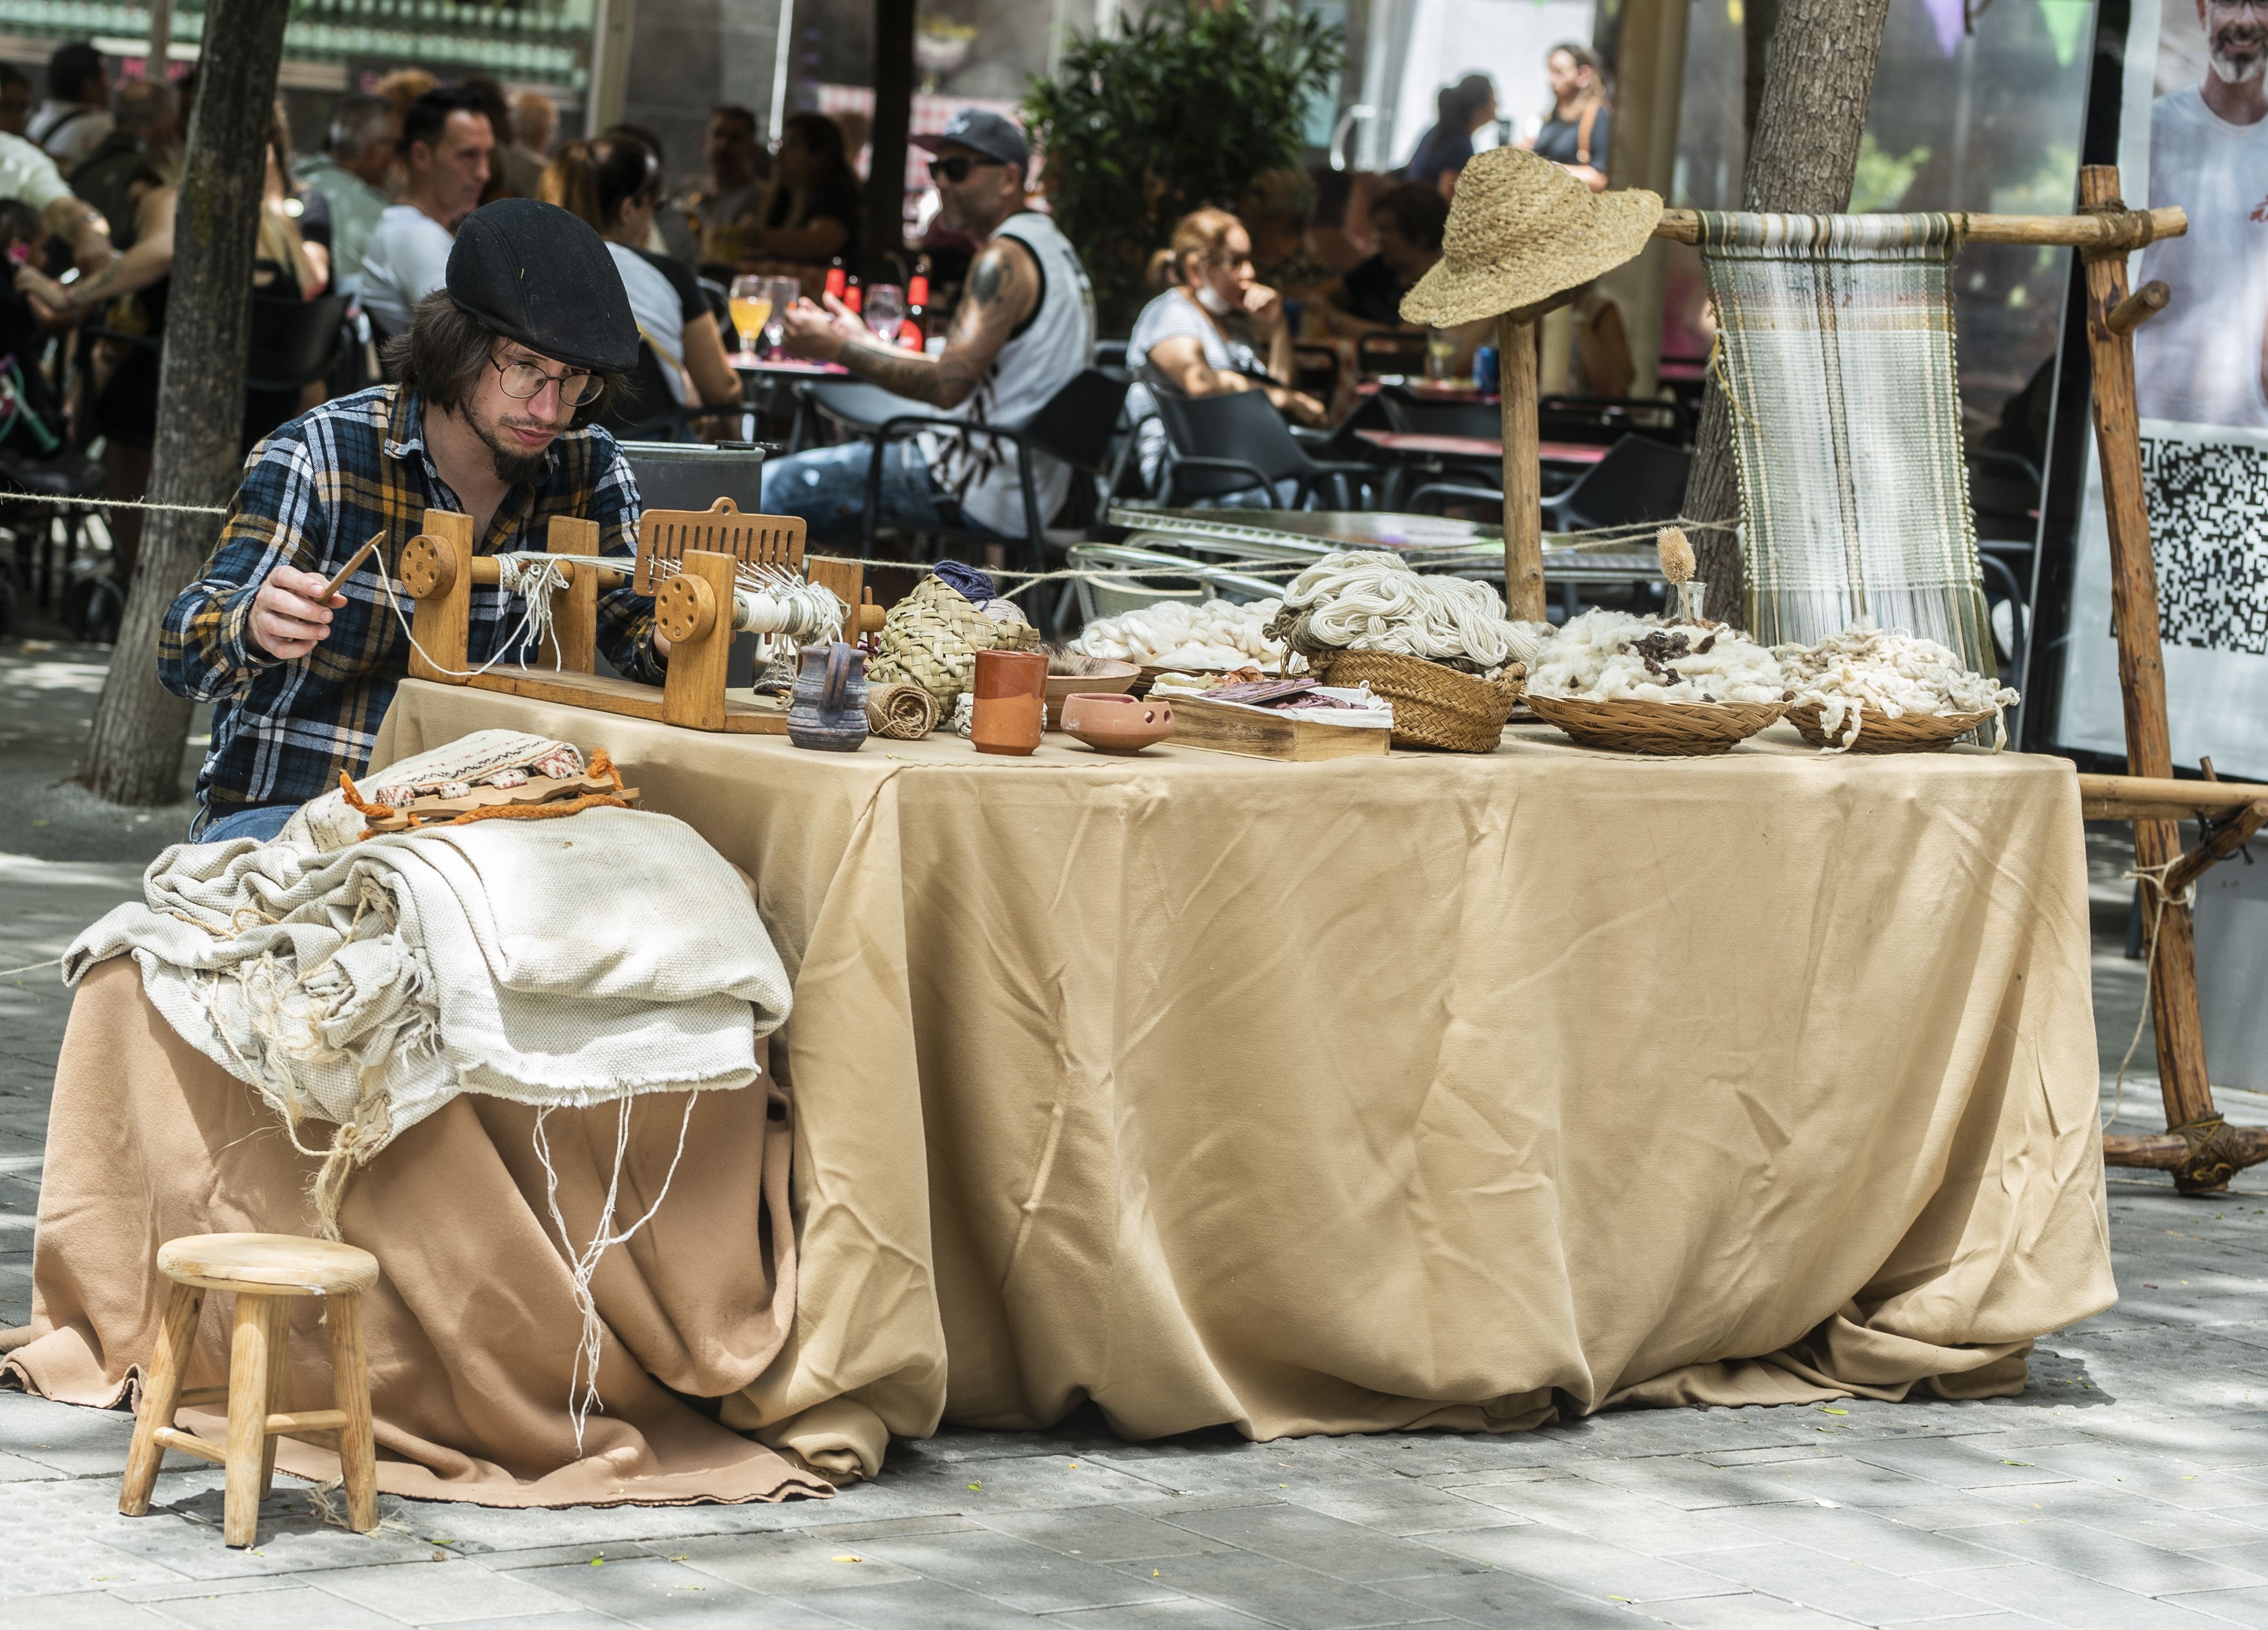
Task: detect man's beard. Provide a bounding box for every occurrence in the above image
[472,414,554,483]
[2211,25,2268,85]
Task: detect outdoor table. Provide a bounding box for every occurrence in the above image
[358,683,2101,1462]
[726,353,849,377]
[1355,428,1608,464]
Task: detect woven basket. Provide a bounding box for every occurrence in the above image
[867,574,1039,708]
[1786,700,1998,754]
[1527,692,1785,756]
[1310,649,1524,752]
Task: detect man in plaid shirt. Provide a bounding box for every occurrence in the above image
[161,200,669,840]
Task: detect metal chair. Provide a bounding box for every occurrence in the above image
[1066,540,1281,627]
[1149,387,1376,511]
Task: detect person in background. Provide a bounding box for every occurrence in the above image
[295,94,398,291]
[1406,74,1496,198]
[458,76,519,203]
[262,103,324,299]
[601,121,695,264]
[1306,165,1384,276]
[0,66,33,139]
[681,103,767,277]
[539,136,739,424]
[374,68,436,124]
[1124,207,1325,493]
[69,75,173,246]
[360,86,493,336]
[30,42,109,168]
[511,90,556,170]
[1518,42,1610,192]
[1240,168,1332,301]
[774,109,1086,546]
[1328,181,1447,326]
[751,112,860,266]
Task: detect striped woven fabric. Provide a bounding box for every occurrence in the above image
[1698,212,1994,675]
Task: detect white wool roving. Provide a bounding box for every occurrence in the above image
[1775,622,2020,749]
[1280,551,1546,674]
[1529,608,1786,704]
[1071,598,1287,671]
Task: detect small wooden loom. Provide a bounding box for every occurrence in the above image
[399,498,885,734]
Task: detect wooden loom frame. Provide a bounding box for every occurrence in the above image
[398,498,885,735]
[1474,181,2264,1193]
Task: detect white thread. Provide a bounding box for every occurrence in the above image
[0,955,62,979]
[534,1090,702,1451]
[1280,551,1545,672]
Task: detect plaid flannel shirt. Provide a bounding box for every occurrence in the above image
[160,384,663,821]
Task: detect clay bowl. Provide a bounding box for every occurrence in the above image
[1061,692,1175,755]
[1045,658,1139,715]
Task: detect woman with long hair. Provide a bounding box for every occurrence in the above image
[1407,73,1497,198]
[540,135,740,416]
[1518,42,1610,192]
[749,111,861,264]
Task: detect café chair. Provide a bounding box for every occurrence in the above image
[601,341,749,443]
[1537,393,1690,448]
[854,368,1132,630]
[119,1232,381,1549]
[1149,387,1376,512]
[1067,541,1281,624]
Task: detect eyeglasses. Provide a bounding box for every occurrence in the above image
[489,353,600,408]
[928,155,1005,185]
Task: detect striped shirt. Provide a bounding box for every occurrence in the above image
[160,383,663,821]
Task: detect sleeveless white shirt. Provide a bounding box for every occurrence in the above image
[923,212,1096,535]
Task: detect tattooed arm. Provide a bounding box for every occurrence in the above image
[779,235,1039,409]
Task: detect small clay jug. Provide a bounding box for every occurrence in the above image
[787,641,869,751]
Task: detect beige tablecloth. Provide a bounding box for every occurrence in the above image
[367,681,2113,1474]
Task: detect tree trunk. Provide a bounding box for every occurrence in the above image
[80,0,294,807]
[1686,0,1891,622]
[866,0,916,274]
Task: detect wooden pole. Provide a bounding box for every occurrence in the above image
[1498,309,1544,622]
[2077,163,2233,1195]
[1655,205,2188,248]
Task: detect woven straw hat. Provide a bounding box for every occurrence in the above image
[1400,148,1662,327]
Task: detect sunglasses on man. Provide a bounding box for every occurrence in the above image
[928,155,1005,185]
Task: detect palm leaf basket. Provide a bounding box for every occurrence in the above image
[1785,701,2000,753]
[1309,649,1524,753]
[1526,693,1786,756]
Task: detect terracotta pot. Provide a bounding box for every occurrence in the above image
[1061,692,1175,755]
[1043,659,1139,715]
[972,648,1047,756]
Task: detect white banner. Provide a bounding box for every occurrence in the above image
[2058,0,2268,775]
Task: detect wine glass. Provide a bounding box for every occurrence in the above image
[762,276,798,354]
[728,274,770,356]
[864,283,905,345]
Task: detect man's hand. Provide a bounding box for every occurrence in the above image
[249,565,344,661]
[781,294,864,364]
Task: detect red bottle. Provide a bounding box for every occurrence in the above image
[823,261,846,301]
[901,271,929,348]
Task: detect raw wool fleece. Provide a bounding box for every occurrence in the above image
[65,806,792,1229]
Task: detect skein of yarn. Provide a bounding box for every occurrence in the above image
[1275,552,1546,674]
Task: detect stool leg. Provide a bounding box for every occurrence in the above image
[326,1290,378,1533]
[120,1282,203,1516]
[256,1301,291,1499]
[222,1293,287,1548]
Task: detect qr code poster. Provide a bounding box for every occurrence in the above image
[2059,420,2268,776]
[2057,0,2268,774]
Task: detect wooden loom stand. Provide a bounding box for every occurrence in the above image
[1483,208,2194,623]
[400,499,885,735]
[1668,188,2267,1189]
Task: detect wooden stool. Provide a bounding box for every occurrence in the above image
[119,1232,382,1547]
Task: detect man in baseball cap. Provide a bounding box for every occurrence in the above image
[157,199,670,843]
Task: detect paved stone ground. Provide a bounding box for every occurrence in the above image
[8,634,2268,1629]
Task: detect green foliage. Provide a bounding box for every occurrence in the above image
[1849,132,1931,213]
[1024,0,1344,332]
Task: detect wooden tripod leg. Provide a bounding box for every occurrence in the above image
[326,1292,378,1534]
[2078,165,2232,1194]
[222,1294,288,1547]
[120,1282,203,1516]
[1498,310,1545,623]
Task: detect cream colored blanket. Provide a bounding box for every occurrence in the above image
[65,806,792,1165]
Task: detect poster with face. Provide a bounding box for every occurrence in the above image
[2057,0,2268,775]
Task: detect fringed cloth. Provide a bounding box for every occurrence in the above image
[1697,212,1995,676]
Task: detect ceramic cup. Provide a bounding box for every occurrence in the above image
[971,648,1048,756]
[1060,692,1175,755]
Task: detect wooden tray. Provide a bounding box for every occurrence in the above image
[1167,693,1390,762]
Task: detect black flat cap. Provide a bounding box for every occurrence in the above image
[445,198,639,375]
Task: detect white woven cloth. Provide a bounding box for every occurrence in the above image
[65,806,791,1159]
